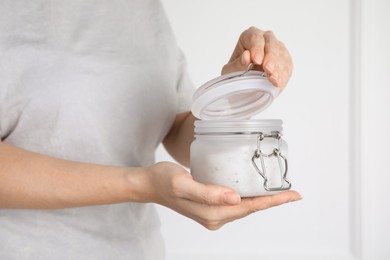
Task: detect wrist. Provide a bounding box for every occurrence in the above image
[123,166,157,203]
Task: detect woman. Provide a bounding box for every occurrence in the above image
[0,0,300,259]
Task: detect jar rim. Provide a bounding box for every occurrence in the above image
[194,119,283,135]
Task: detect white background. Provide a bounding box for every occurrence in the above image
[157,0,390,259]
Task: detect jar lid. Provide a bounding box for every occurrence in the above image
[191,70,279,120]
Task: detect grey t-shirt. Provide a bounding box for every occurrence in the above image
[0,0,194,259]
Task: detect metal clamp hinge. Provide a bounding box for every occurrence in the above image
[251,131,292,192]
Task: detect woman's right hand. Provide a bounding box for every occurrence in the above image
[145,161,301,230]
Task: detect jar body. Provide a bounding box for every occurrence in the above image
[190,119,290,197]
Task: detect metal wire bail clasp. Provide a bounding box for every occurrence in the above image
[251,131,292,192]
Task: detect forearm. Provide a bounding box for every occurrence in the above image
[0,140,301,230]
[163,111,197,168]
[0,142,153,209]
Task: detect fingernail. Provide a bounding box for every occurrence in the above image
[241,50,251,65]
[223,191,241,205]
[240,53,247,65]
[253,52,263,64]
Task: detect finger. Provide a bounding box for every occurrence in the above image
[261,31,282,85]
[262,31,293,89]
[265,56,292,90]
[183,190,301,230]
[239,27,266,65]
[221,50,251,75]
[243,190,301,212]
[218,190,302,220]
[178,176,241,206]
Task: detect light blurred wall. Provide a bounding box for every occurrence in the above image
[157,0,390,259]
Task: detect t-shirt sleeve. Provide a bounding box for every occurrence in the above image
[175,49,196,114]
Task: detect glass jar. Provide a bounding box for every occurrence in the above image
[190,119,290,197]
[190,66,292,197]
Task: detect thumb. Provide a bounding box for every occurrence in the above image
[221,50,251,75]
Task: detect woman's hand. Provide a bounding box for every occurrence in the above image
[146,162,301,230]
[0,140,300,229]
[222,26,293,92]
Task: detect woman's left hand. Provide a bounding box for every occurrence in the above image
[221,26,293,92]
